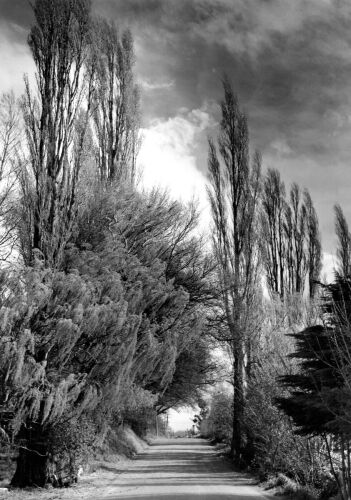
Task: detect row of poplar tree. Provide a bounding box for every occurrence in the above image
[1,0,351,496]
[0,0,216,487]
[206,79,351,499]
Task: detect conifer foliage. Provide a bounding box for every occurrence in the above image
[278,276,351,498]
[0,185,212,486]
[278,276,351,436]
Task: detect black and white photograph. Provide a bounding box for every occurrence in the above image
[0,1,351,498]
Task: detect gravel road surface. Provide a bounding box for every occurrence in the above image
[97,438,272,500]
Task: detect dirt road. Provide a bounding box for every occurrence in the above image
[1,438,276,500]
[96,438,271,500]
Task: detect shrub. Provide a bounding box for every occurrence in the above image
[205,390,233,444]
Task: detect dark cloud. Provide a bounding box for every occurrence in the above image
[108,0,351,253]
[1,0,351,252]
[0,0,33,28]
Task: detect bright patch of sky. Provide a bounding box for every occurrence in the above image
[168,407,196,432]
[138,107,211,231]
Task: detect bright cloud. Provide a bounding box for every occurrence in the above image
[139,78,175,91]
[322,252,337,283]
[138,106,212,227]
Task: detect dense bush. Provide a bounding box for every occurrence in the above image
[204,389,233,444]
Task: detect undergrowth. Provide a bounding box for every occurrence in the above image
[264,473,320,499]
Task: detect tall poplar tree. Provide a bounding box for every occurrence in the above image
[304,189,322,298]
[260,168,286,298]
[287,183,307,294]
[261,170,321,298]
[19,0,93,267]
[207,78,261,463]
[335,204,351,277]
[91,20,140,183]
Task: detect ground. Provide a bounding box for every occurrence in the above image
[0,438,280,500]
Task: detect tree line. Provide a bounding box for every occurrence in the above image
[203,69,351,500]
[0,0,215,487]
[1,0,351,498]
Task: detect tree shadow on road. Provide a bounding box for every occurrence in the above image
[99,495,263,500]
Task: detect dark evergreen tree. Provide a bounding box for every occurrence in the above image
[277,276,351,498]
[277,324,346,436]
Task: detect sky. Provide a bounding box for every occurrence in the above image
[101,0,351,262]
[2,0,351,262]
[168,407,196,433]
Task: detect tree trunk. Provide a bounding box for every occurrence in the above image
[231,340,245,466]
[11,421,79,488]
[11,424,49,487]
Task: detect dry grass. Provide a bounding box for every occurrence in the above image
[0,426,148,500]
[0,458,131,500]
[263,473,319,499]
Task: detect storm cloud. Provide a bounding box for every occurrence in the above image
[1,0,351,253]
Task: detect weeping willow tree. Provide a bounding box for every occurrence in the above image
[207,78,261,464]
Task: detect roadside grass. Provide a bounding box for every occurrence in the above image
[0,458,130,500]
[0,426,147,500]
[263,473,319,499]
